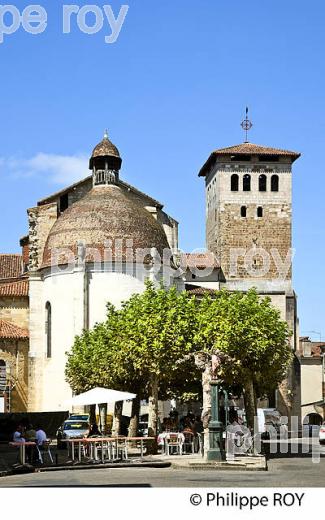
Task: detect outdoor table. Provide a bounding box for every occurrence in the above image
[9,441,36,465]
[125,437,155,459]
[62,437,126,463]
[62,436,156,463]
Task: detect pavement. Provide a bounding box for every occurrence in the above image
[0,456,324,487]
[1,438,324,486]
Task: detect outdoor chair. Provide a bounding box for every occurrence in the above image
[36,439,53,464]
[181,432,195,454]
[94,440,115,462]
[116,438,128,460]
[165,433,182,455]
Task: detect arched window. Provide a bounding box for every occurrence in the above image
[241,206,247,218]
[257,206,263,218]
[243,174,251,191]
[45,302,52,359]
[259,174,267,192]
[231,174,239,191]
[0,360,6,391]
[271,174,279,192]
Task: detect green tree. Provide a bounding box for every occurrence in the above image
[65,285,201,439]
[65,303,142,431]
[195,289,292,428]
[115,282,200,439]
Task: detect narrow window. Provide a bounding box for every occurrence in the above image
[259,174,267,192]
[59,193,69,213]
[0,360,6,391]
[271,174,279,192]
[243,174,251,191]
[257,206,263,218]
[45,302,52,358]
[241,206,247,217]
[231,174,239,191]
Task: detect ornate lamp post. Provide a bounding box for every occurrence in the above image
[207,354,226,461]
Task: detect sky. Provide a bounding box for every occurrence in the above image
[0,0,324,339]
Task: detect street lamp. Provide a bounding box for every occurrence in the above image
[207,354,226,461]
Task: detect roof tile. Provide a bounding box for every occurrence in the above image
[0,255,22,280]
[0,279,29,297]
[0,320,29,339]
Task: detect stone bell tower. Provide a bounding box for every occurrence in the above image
[199,138,300,290]
[198,120,302,423]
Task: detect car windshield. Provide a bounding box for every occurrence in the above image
[64,422,88,431]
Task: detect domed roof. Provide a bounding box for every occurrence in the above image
[42,185,170,268]
[91,133,120,160]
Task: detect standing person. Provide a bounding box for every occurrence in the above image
[25,424,37,464]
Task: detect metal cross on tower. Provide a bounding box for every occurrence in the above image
[241,107,253,143]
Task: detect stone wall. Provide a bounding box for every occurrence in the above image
[28,203,58,269]
[0,339,29,412]
[206,162,292,281]
[0,296,29,330]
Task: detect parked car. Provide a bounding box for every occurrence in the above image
[56,419,89,449]
[319,423,325,445]
[68,413,90,422]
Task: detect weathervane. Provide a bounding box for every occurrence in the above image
[241,107,253,143]
[104,129,109,139]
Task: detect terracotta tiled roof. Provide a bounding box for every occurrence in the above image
[185,284,217,296]
[0,279,29,297]
[212,142,300,157]
[199,142,301,177]
[0,255,22,280]
[91,136,120,159]
[183,252,220,269]
[0,320,29,339]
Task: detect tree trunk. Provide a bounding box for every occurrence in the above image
[112,401,123,436]
[99,403,107,434]
[147,377,159,454]
[201,366,212,458]
[128,394,141,437]
[244,379,256,431]
[89,404,96,425]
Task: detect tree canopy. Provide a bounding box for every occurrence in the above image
[65,284,292,433]
[194,289,292,426]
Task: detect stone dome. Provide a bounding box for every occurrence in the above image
[41,185,170,268]
[91,136,120,160]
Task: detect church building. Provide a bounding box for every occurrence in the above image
[0,129,302,422]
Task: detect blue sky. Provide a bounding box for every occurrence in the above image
[0,0,324,339]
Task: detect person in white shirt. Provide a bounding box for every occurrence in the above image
[35,426,47,446]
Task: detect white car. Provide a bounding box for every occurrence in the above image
[56,419,89,448]
[319,423,325,445]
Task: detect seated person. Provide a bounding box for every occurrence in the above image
[35,425,47,447]
[87,423,101,437]
[25,424,36,441]
[13,425,25,443]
